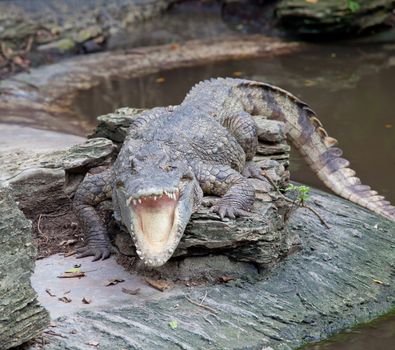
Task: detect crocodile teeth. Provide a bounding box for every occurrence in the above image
[133,200,137,205]
[136,249,141,255]
[153,196,157,201]
[138,199,142,204]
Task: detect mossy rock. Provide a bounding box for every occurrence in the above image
[276,0,395,37]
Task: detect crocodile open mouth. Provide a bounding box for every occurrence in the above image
[129,189,181,265]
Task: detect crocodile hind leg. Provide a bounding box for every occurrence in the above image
[73,169,116,261]
[193,161,255,219]
[222,111,258,161]
[222,111,266,181]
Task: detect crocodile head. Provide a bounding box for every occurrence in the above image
[114,144,202,267]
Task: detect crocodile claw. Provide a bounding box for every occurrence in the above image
[76,243,118,261]
[210,204,250,220]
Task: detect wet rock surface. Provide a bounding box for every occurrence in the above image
[30,188,395,350]
[0,187,49,349]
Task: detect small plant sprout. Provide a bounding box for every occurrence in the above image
[168,320,178,330]
[285,184,310,205]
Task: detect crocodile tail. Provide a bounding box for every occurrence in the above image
[237,79,395,222]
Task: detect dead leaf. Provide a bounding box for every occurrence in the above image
[170,43,180,50]
[305,0,318,4]
[64,250,76,257]
[385,124,393,128]
[65,267,80,273]
[121,287,141,295]
[232,71,243,77]
[45,288,56,297]
[155,77,165,84]
[105,278,125,286]
[373,279,390,286]
[57,271,86,278]
[82,297,92,304]
[86,340,99,347]
[303,79,316,87]
[58,296,72,303]
[44,330,68,339]
[145,278,171,292]
[184,280,200,287]
[219,275,234,283]
[12,56,30,68]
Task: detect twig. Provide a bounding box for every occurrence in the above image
[23,36,34,54]
[200,291,208,306]
[300,203,330,229]
[43,330,68,339]
[185,296,218,314]
[261,171,330,229]
[37,214,44,235]
[36,214,51,242]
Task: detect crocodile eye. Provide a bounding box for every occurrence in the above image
[115,179,124,188]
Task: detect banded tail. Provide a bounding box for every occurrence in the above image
[235,79,395,222]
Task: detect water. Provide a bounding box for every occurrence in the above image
[302,313,395,350]
[74,44,395,204]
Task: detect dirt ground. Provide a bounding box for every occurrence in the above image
[31,202,84,259]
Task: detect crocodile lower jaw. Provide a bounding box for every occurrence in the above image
[129,191,181,266]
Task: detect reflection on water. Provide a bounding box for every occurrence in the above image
[74,44,395,204]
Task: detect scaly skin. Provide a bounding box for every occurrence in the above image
[73,78,395,267]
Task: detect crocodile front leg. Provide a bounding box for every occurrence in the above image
[193,162,255,219]
[73,169,116,261]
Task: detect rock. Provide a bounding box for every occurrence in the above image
[133,255,260,282]
[257,142,291,156]
[37,38,76,54]
[33,187,395,350]
[62,138,116,196]
[0,147,68,218]
[0,187,49,349]
[256,118,286,143]
[73,25,103,44]
[62,138,115,172]
[276,0,395,37]
[0,0,177,55]
[89,107,145,143]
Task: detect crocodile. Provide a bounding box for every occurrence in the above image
[73,78,395,267]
